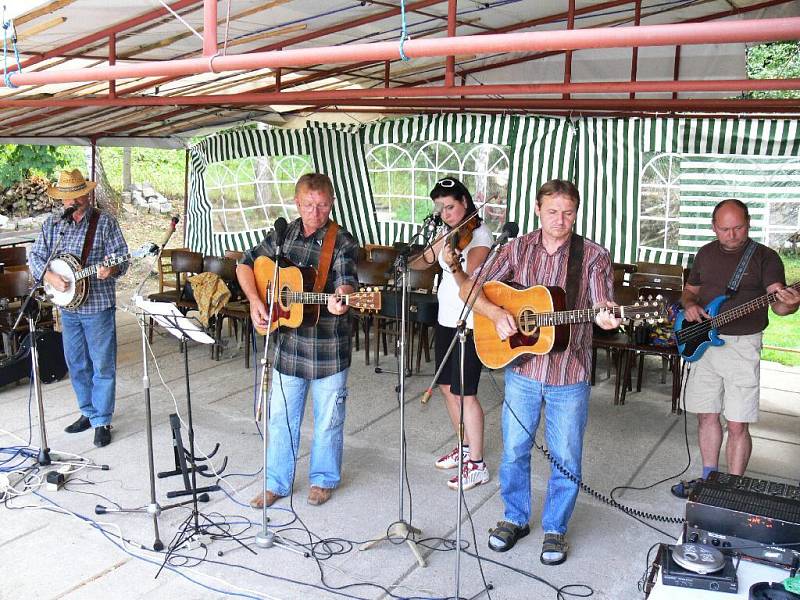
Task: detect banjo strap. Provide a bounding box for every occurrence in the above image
[80,209,100,266]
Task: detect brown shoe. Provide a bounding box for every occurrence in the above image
[307,486,332,506]
[249,490,283,509]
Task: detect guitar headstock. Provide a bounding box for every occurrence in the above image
[133,243,159,258]
[621,295,668,323]
[349,289,382,312]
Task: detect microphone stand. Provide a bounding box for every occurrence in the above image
[14,215,73,466]
[361,221,437,567]
[420,225,516,600]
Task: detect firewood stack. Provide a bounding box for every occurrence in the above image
[0,177,58,217]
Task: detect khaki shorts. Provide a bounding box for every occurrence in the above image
[683,333,762,423]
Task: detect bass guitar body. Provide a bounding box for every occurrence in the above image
[253,256,319,335]
[473,282,569,369]
[674,294,727,362]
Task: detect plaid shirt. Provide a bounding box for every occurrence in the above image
[29,208,129,315]
[473,229,613,386]
[243,219,359,380]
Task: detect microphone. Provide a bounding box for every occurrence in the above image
[273,217,288,247]
[495,221,519,246]
[157,215,180,249]
[61,206,78,222]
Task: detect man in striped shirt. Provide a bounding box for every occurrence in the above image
[462,179,619,566]
[237,173,359,509]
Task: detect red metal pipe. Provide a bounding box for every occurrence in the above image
[562,0,575,101]
[672,45,681,100]
[445,0,457,88]
[629,0,641,100]
[108,33,116,99]
[9,0,203,74]
[203,0,217,57]
[8,17,800,87]
[4,77,799,110]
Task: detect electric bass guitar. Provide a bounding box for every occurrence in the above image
[674,281,799,362]
[473,282,666,369]
[44,244,157,309]
[253,255,381,335]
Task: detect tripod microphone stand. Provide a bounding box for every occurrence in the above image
[361,223,438,567]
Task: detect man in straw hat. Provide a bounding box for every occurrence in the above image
[29,169,128,448]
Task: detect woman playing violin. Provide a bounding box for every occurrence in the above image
[410,177,493,491]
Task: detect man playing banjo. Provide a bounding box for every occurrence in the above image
[29,169,129,448]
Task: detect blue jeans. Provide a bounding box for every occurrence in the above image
[500,369,590,535]
[60,308,117,428]
[266,368,348,496]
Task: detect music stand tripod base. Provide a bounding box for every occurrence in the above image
[361,521,426,567]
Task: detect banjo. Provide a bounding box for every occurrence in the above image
[44,243,157,309]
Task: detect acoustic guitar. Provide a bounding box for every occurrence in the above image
[473,282,665,369]
[253,255,381,335]
[674,281,799,362]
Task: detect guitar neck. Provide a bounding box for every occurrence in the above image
[75,254,132,281]
[282,291,349,306]
[524,306,625,327]
[709,281,800,328]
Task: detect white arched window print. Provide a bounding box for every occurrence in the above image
[205,154,313,234]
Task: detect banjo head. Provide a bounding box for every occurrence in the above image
[45,254,87,309]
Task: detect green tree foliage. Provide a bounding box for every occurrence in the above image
[746,41,800,99]
[0,144,68,188]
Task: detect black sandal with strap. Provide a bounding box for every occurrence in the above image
[540,533,568,566]
[488,520,530,553]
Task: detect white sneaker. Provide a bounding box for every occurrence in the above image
[448,461,490,490]
[435,445,468,470]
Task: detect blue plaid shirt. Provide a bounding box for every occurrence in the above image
[29,208,129,314]
[243,219,359,380]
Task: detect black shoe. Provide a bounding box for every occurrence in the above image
[93,425,111,447]
[65,415,91,434]
[488,521,530,552]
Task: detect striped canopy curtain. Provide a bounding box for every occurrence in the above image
[187,127,310,256]
[361,113,517,244]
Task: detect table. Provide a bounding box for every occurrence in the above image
[0,231,36,248]
[646,545,793,599]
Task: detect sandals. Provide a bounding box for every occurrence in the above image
[488,520,530,553]
[670,478,702,499]
[540,532,568,566]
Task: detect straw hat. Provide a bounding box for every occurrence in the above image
[46,169,97,200]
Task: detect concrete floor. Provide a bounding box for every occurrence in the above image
[1,306,798,600]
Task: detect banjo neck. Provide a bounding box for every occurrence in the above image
[74,253,133,281]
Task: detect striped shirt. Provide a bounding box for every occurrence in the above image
[29,208,129,315]
[473,230,613,386]
[243,219,359,380]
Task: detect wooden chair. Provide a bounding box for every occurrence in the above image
[630,272,683,291]
[0,270,32,355]
[224,250,244,262]
[355,258,390,365]
[367,245,399,267]
[202,255,247,361]
[612,262,637,286]
[0,246,27,270]
[591,284,639,402]
[147,249,203,342]
[634,261,684,278]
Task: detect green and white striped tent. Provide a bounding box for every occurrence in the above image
[187,115,800,264]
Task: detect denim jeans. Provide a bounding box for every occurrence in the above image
[60,307,117,428]
[500,369,590,535]
[266,368,348,496]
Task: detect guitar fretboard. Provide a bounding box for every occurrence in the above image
[519,306,627,327]
[280,291,349,305]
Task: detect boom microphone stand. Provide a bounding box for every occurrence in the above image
[421,222,518,600]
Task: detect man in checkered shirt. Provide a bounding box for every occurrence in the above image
[30,170,128,448]
[236,173,359,509]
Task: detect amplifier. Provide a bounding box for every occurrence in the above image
[685,472,800,569]
[658,544,739,594]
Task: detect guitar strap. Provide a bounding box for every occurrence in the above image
[565,233,584,310]
[80,209,100,266]
[725,239,756,297]
[313,221,340,293]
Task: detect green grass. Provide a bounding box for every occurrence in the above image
[762,255,800,367]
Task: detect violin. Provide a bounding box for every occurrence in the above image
[448,215,480,252]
